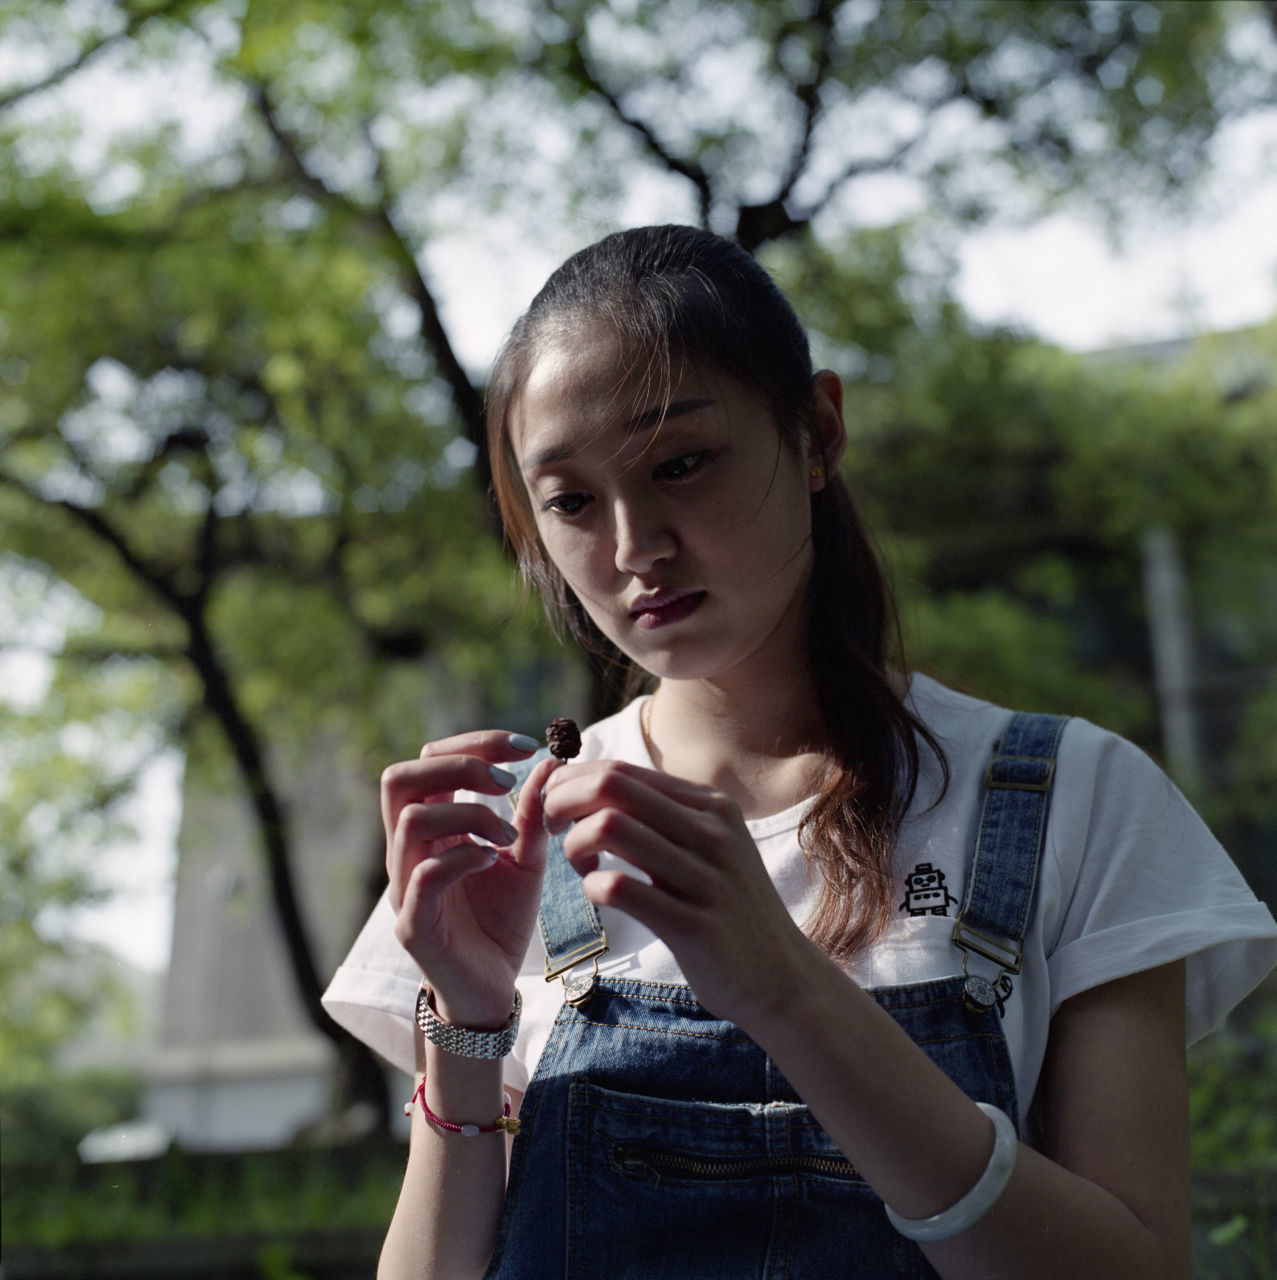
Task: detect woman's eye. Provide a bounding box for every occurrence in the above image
[654,451,709,481]
[544,492,590,516]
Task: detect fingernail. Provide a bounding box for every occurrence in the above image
[490,764,517,788]
[499,820,519,845]
[508,733,539,752]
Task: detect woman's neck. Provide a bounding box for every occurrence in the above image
[644,676,830,821]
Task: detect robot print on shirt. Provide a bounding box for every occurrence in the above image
[899,862,958,917]
[900,863,1014,1014]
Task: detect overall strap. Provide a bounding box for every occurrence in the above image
[507,749,609,1006]
[952,711,1068,1014]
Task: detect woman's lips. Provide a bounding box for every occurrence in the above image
[630,590,706,630]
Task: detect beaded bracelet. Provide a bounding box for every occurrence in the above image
[404,1078,521,1137]
[883,1102,1018,1242]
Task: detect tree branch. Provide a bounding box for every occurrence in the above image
[801,125,932,226]
[549,19,714,227]
[0,469,185,613]
[0,466,346,1058]
[251,85,490,480]
[373,198,488,454]
[192,479,219,609]
[183,614,336,1035]
[774,0,843,206]
[0,0,194,113]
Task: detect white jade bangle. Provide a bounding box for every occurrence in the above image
[884,1102,1019,1243]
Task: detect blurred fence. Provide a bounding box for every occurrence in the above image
[2,1140,403,1279]
[4,1142,1275,1279]
[3,1232,383,1280]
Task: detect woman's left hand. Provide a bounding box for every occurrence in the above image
[541,759,815,1025]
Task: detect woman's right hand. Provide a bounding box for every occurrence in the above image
[382,730,560,1028]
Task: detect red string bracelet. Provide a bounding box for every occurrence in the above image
[404,1078,521,1137]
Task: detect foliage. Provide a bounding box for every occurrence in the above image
[1191,997,1277,1173]
[0,39,565,1089]
[0,1068,140,1169]
[2,1139,404,1249]
[797,252,1277,789]
[1190,985,1277,1278]
[0,554,172,1080]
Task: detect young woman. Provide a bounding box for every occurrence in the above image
[324,225,1277,1279]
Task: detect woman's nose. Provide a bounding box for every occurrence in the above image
[612,499,675,575]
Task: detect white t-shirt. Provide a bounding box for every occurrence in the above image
[323,674,1277,1131]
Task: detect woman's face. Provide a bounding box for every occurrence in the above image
[512,320,825,689]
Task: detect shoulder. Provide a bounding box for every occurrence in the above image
[908,672,1216,898]
[905,672,1163,815]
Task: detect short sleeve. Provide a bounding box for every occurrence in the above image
[1042,721,1277,1043]
[322,891,422,1076]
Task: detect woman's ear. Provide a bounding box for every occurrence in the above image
[807,369,848,491]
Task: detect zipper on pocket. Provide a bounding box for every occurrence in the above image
[613,1143,859,1188]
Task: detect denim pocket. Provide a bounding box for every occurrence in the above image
[565,1078,930,1279]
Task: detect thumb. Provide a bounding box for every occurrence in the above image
[509,755,561,870]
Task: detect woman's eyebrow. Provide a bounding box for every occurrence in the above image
[522,441,578,475]
[626,396,716,433]
[522,397,716,475]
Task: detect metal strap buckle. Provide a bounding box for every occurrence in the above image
[544,934,609,1008]
[951,921,1022,975]
[983,754,1055,793]
[954,924,1021,1017]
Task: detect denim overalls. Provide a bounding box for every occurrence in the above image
[488,713,1065,1279]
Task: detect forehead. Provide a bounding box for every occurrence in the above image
[513,319,664,453]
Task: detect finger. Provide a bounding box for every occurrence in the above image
[395,842,503,935]
[388,800,517,892]
[515,756,562,821]
[544,761,736,851]
[402,800,520,852]
[381,753,524,838]
[506,756,562,871]
[580,866,696,940]
[562,810,697,894]
[419,729,541,762]
[545,758,724,811]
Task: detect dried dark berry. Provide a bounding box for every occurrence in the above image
[546,716,581,761]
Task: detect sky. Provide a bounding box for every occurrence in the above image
[7,27,1277,976]
[955,108,1277,351]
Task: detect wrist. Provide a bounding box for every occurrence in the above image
[431,991,519,1029]
[406,1077,520,1138]
[415,1052,507,1128]
[417,983,522,1059]
[729,929,837,1043]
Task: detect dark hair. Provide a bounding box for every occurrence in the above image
[486,225,945,960]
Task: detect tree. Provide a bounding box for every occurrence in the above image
[0,160,556,1122]
[2,0,1274,1125]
